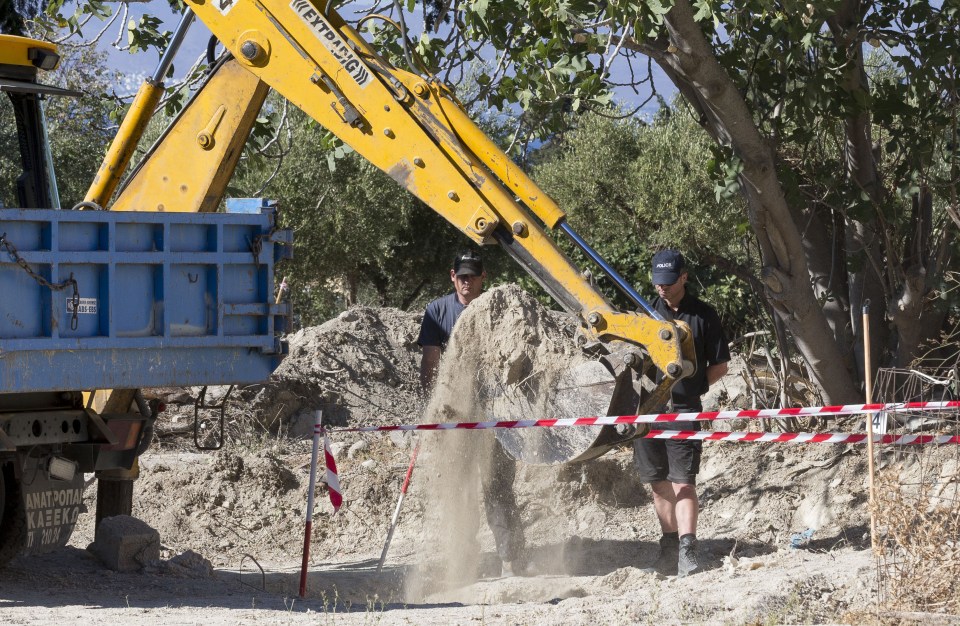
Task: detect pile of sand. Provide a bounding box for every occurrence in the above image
[150,306,426,440]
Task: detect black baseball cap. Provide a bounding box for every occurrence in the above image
[453,250,484,276]
[651,249,686,284]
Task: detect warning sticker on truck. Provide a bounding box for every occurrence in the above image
[66,297,97,315]
[290,0,372,88]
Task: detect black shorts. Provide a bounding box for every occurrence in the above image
[632,435,702,485]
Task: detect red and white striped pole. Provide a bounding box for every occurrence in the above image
[299,410,323,598]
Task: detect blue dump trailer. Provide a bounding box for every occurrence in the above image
[0,204,291,562]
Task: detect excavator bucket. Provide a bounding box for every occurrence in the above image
[494,352,658,465]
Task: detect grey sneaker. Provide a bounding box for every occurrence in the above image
[642,534,679,576]
[677,534,701,577]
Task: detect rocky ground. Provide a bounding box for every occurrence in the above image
[0,287,956,624]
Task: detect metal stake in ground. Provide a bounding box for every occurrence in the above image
[300,410,323,598]
[376,440,421,574]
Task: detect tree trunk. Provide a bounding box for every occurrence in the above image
[827,2,888,388]
[401,278,430,310]
[631,0,859,403]
[845,221,887,383]
[797,203,853,369]
[889,188,946,366]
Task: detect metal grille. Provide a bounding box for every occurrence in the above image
[873,367,960,613]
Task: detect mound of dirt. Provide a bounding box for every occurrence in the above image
[149,306,426,439]
[246,305,426,432]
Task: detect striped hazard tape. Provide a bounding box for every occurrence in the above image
[302,416,341,597]
[332,400,960,434]
[646,430,960,445]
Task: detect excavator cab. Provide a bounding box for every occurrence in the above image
[0,35,79,210]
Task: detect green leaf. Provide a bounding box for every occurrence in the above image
[692,0,713,22]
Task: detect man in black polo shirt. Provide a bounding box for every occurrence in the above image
[636,249,730,577]
[417,250,528,576]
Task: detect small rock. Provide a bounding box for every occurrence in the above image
[166,549,215,578]
[723,555,738,574]
[389,430,411,449]
[348,440,368,459]
[361,459,377,469]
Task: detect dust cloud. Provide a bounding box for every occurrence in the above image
[406,285,594,599]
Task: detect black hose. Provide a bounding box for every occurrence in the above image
[134,390,156,456]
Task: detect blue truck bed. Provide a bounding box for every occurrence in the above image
[0,205,291,393]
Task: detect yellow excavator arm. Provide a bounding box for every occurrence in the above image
[88,1,696,418]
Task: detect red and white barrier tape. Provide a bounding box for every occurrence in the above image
[645,429,960,445]
[322,427,343,512]
[332,400,960,433]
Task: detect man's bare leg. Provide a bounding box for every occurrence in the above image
[673,483,698,536]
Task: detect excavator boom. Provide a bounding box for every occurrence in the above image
[91,1,696,462]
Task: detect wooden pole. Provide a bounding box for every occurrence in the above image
[863,302,878,554]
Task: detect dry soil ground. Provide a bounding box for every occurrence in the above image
[0,287,951,624]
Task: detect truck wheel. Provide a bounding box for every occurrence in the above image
[0,462,27,567]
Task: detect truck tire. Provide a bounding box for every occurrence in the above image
[0,462,27,567]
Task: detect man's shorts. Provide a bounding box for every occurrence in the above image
[632,429,702,484]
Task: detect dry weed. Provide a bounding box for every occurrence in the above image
[874,466,960,613]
